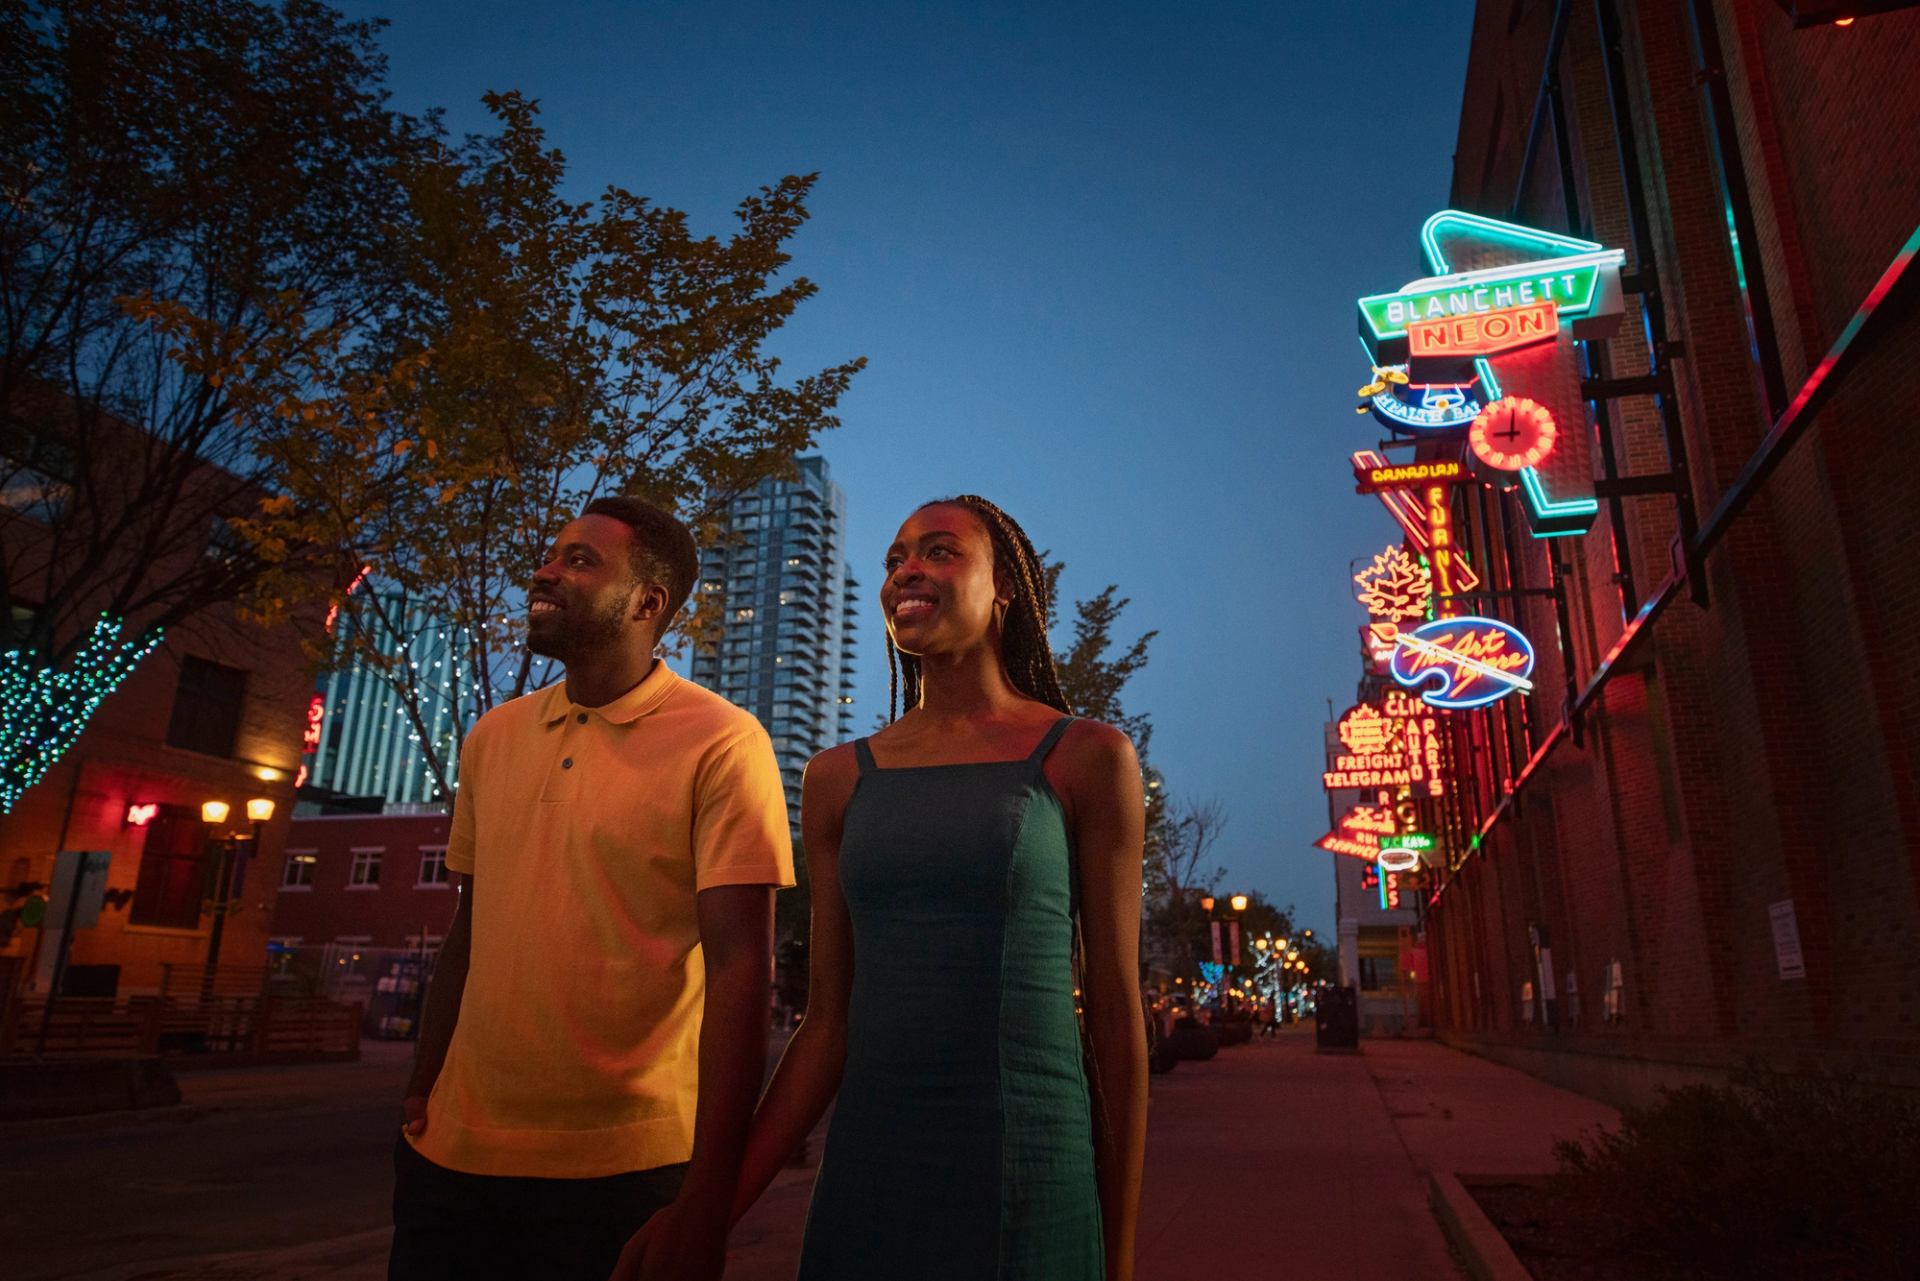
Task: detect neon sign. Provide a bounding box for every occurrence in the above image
[1390,616,1536,710]
[1360,360,1483,432]
[1337,703,1402,757]
[1470,396,1558,473]
[1353,458,1465,493]
[1354,546,1431,623]
[1360,257,1618,359]
[303,694,326,754]
[1340,804,1399,839]
[1317,829,1380,860]
[1348,451,1481,594]
[1409,300,1559,362]
[125,802,158,827]
[1323,756,1413,791]
[1377,833,1433,873]
[1359,211,1620,536]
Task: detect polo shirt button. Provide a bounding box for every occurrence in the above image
[562,757,574,769]
[576,713,588,724]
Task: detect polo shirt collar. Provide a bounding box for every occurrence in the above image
[537,660,679,726]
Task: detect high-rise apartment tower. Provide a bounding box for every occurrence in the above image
[691,455,859,817]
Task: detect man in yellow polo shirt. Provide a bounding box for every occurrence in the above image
[391,497,793,1281]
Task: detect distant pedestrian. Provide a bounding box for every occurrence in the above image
[391,497,793,1281]
[728,495,1150,1280]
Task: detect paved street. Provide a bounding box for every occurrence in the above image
[4,1029,1617,1280]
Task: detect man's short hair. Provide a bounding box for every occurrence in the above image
[581,496,699,639]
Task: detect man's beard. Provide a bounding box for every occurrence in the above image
[526,595,630,663]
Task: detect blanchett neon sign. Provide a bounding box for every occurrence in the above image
[1391,616,1537,709]
[1408,300,1558,360]
[1360,257,1618,352]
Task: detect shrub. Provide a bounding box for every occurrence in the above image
[1552,1063,1920,1279]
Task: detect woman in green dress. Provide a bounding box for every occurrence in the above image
[730,494,1149,1280]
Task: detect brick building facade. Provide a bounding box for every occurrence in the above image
[0,618,314,997]
[1417,0,1919,1105]
[271,812,458,956]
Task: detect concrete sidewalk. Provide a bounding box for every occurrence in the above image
[85,1029,1620,1280]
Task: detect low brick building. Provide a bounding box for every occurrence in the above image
[1409,0,1920,1105]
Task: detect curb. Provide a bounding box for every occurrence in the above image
[1428,1171,1535,1281]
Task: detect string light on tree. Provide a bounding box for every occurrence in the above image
[0,615,163,813]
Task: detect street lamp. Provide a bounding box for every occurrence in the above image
[199,796,275,1002]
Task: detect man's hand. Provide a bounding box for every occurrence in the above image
[401,1094,428,1137]
[608,1200,727,1281]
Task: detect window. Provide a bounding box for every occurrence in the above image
[167,656,247,757]
[1358,955,1394,992]
[129,806,208,929]
[417,847,449,887]
[348,848,383,888]
[281,850,317,889]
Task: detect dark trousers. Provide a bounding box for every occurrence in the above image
[390,1137,687,1281]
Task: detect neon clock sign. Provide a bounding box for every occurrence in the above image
[1469,396,1558,474]
[1390,615,1536,710]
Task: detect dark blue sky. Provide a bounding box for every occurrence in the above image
[336,0,1478,931]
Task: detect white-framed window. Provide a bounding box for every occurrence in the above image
[417,846,449,887]
[281,849,318,890]
[347,847,383,889]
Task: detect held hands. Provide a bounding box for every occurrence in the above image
[609,1200,728,1281]
[401,1094,428,1137]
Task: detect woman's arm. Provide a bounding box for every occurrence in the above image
[729,744,860,1224]
[1066,723,1149,1281]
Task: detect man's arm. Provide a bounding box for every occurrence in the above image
[614,882,774,1281]
[403,872,472,1135]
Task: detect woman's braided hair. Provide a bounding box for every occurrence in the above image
[885,495,1072,722]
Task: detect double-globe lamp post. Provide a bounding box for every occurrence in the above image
[199,796,275,1002]
[1199,893,1250,1013]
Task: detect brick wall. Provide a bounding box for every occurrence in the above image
[1423,0,1920,1099]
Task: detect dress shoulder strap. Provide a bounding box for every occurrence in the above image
[853,738,878,775]
[1028,715,1077,764]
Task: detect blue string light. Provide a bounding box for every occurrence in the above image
[0,614,163,812]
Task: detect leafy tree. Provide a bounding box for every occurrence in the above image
[152,92,866,798]
[0,0,422,808]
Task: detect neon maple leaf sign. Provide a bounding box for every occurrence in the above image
[1337,703,1402,756]
[1354,546,1432,623]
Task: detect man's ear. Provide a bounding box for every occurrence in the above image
[632,581,670,629]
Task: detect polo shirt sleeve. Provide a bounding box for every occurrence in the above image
[445,733,479,875]
[691,725,795,891]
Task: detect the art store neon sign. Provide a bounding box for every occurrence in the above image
[1390,615,1536,710]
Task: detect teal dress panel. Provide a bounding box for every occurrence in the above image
[796,717,1103,1280]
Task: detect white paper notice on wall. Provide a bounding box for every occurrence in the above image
[1769,899,1806,981]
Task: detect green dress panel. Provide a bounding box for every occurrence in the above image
[796,716,1103,1280]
